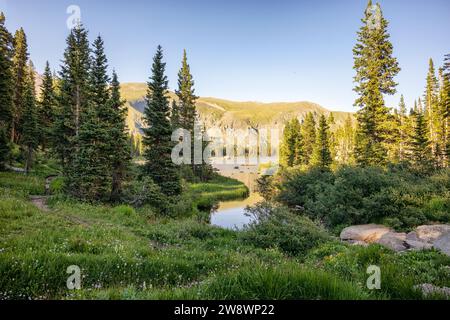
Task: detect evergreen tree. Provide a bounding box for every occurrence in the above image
[21,62,38,174]
[0,12,13,168]
[311,115,332,169]
[38,61,56,151]
[353,1,400,166]
[143,46,181,196]
[0,128,9,170]
[443,54,450,166]
[71,35,117,201]
[409,103,431,173]
[170,100,181,129]
[334,115,355,164]
[280,118,303,168]
[301,112,316,165]
[53,24,91,173]
[109,71,131,202]
[397,94,408,161]
[177,49,197,133]
[11,27,29,144]
[424,58,440,163]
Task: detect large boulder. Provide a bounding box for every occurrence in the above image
[433,233,450,256]
[405,239,433,251]
[340,224,391,243]
[375,232,408,252]
[407,225,450,244]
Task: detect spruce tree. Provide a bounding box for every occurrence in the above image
[311,114,332,169]
[21,62,38,174]
[334,115,355,164]
[177,49,197,133]
[353,1,400,166]
[109,71,131,202]
[0,12,13,168]
[397,95,408,161]
[53,24,91,173]
[170,100,181,129]
[38,61,56,151]
[424,58,440,163]
[301,112,316,165]
[143,46,181,196]
[280,118,303,168]
[71,36,113,201]
[410,103,431,173]
[443,54,450,166]
[11,28,29,144]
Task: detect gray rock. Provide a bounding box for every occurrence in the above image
[405,239,433,251]
[433,233,450,256]
[413,225,450,243]
[340,224,391,243]
[375,232,408,252]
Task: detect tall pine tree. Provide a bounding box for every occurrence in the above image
[301,112,316,165]
[143,46,181,196]
[11,27,29,144]
[38,61,56,151]
[311,114,332,169]
[409,102,431,173]
[424,58,440,164]
[21,62,38,174]
[0,12,13,169]
[280,118,303,168]
[109,71,131,202]
[353,1,400,166]
[53,24,91,173]
[71,35,113,201]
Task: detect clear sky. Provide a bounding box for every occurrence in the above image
[1,0,449,112]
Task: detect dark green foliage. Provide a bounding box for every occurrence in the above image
[38,61,56,151]
[142,46,181,196]
[21,63,38,174]
[0,127,10,170]
[301,112,316,165]
[353,1,400,166]
[53,24,91,173]
[311,114,332,169]
[0,12,13,135]
[279,118,303,167]
[241,202,331,257]
[69,36,111,201]
[109,71,131,202]
[409,106,432,173]
[11,28,29,144]
[276,166,450,230]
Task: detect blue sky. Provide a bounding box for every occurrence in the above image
[1,0,449,112]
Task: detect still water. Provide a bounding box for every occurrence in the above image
[210,193,263,230]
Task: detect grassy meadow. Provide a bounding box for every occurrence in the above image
[1,169,449,300]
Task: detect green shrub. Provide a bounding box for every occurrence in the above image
[240,202,331,257]
[50,176,65,195]
[113,205,136,217]
[276,166,450,230]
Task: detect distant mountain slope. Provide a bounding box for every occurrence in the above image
[120,82,353,136]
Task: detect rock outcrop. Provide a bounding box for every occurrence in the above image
[340,224,391,243]
[341,224,450,256]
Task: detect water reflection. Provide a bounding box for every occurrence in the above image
[210,193,263,230]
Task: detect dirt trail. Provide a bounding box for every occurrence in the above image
[29,175,58,212]
[30,196,50,212]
